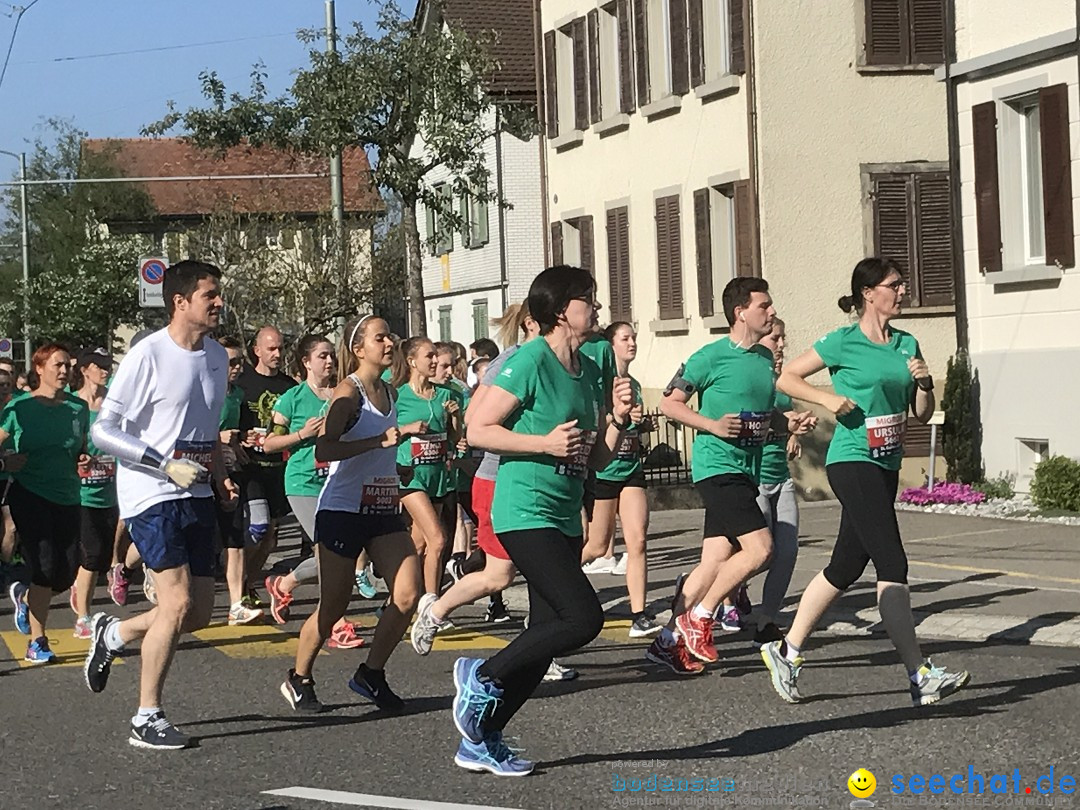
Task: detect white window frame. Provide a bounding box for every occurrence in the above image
[599,3,621,120]
[994,77,1049,271]
[701,0,730,82]
[647,0,672,98]
[556,26,576,135]
[710,184,737,288]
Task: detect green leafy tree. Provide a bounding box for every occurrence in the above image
[145,0,534,336]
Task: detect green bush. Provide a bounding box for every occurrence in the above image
[974,475,1015,500]
[1030,456,1080,512]
[942,351,983,484]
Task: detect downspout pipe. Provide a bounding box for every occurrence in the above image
[746,0,762,274]
[532,0,551,267]
[495,105,510,312]
[945,0,969,352]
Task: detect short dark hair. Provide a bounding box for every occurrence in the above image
[527,265,595,335]
[469,338,499,360]
[839,257,902,313]
[603,321,634,341]
[217,335,243,351]
[721,277,770,326]
[163,260,222,317]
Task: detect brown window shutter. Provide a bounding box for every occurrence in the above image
[910,0,945,65]
[729,0,745,75]
[578,216,595,274]
[687,0,704,88]
[607,207,633,322]
[633,0,650,107]
[872,173,915,299]
[972,101,1002,273]
[669,0,690,96]
[733,180,758,277]
[1039,83,1075,268]
[587,10,602,123]
[617,0,636,113]
[865,0,907,66]
[544,31,559,138]
[913,172,954,306]
[656,195,684,320]
[551,221,565,265]
[655,198,671,318]
[694,188,714,317]
[571,18,589,131]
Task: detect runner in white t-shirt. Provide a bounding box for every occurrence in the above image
[81,260,239,751]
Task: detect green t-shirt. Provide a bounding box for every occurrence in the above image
[579,332,616,405]
[396,383,456,498]
[80,408,118,509]
[680,338,776,483]
[380,367,393,383]
[596,376,644,482]
[814,324,920,471]
[219,385,245,431]
[273,383,331,497]
[0,393,89,505]
[760,390,793,486]
[490,338,603,536]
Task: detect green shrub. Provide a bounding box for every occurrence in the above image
[942,351,983,484]
[974,474,1015,500]
[1030,456,1080,512]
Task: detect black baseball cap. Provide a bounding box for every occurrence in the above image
[78,347,113,370]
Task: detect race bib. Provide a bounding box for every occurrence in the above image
[616,431,641,461]
[315,457,330,479]
[360,475,400,515]
[173,439,214,483]
[80,455,116,486]
[736,411,772,448]
[411,432,449,466]
[866,413,906,459]
[555,430,597,479]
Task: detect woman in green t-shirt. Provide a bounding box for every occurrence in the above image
[581,322,660,640]
[392,337,461,599]
[0,343,89,664]
[450,265,633,776]
[763,257,969,708]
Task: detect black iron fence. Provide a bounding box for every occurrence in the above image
[639,409,694,486]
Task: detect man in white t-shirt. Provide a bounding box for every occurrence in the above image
[82,260,239,751]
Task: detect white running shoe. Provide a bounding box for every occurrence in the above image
[581,556,616,575]
[610,553,628,575]
[228,602,263,626]
[542,660,578,682]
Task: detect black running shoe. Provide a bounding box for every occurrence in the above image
[484,600,512,624]
[129,711,190,750]
[280,669,325,713]
[348,663,405,712]
[84,613,119,693]
[753,622,785,648]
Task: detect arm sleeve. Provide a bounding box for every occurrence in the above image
[90,349,165,469]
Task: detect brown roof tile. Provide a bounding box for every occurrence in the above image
[82,138,383,219]
[443,0,537,101]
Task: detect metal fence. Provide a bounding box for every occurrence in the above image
[639,408,694,486]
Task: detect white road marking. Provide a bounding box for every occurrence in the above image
[262,787,524,810]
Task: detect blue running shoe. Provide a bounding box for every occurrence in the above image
[25,636,55,665]
[355,565,378,599]
[453,657,503,744]
[9,581,29,635]
[454,732,534,777]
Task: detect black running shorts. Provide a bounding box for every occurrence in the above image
[696,473,768,541]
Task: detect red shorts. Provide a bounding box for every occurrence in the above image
[472,477,510,561]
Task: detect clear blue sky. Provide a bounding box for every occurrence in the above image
[0,0,411,157]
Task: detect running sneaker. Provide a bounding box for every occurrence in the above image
[675,611,719,663]
[327,619,365,649]
[142,565,157,605]
[228,601,263,626]
[671,572,687,613]
[84,613,120,693]
[411,593,444,656]
[453,657,504,743]
[581,556,616,575]
[719,606,742,633]
[752,622,784,648]
[348,663,405,712]
[454,732,534,777]
[542,660,578,682]
[74,615,93,640]
[243,587,263,609]
[484,600,512,624]
[25,637,55,664]
[910,661,970,707]
[69,582,78,614]
[264,575,292,624]
[645,635,705,675]
[280,669,325,713]
[129,711,189,750]
[760,640,803,703]
[354,565,378,599]
[734,583,752,616]
[444,558,463,585]
[9,581,29,635]
[107,563,130,607]
[610,553,628,576]
[628,615,663,639]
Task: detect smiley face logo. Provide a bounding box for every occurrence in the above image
[848,769,876,798]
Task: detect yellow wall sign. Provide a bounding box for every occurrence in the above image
[441,254,451,292]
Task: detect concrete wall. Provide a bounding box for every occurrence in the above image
[955,0,1075,62]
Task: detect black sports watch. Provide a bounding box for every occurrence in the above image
[916,376,935,392]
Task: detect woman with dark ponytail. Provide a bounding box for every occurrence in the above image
[760,257,970,707]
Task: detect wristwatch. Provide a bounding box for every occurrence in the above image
[611,416,631,431]
[916,376,935,392]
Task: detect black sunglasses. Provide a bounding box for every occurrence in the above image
[228,358,244,367]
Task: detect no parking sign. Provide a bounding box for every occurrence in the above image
[0,337,12,359]
[139,257,167,308]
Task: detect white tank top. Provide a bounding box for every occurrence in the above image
[316,374,400,514]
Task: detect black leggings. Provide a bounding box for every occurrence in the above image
[8,482,80,592]
[479,528,604,733]
[823,462,907,590]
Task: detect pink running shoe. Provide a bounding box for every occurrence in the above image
[265,575,293,625]
[107,563,130,607]
[327,619,365,650]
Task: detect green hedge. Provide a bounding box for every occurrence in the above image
[1030,455,1080,512]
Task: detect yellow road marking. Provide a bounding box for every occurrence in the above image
[191,622,302,659]
[0,628,122,669]
[430,627,509,651]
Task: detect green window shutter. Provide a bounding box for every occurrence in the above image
[460,194,472,248]
[426,203,438,257]
[475,196,489,246]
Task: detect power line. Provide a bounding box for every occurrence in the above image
[0,0,41,92]
[11,31,297,66]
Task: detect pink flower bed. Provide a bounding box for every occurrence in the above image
[899,482,987,506]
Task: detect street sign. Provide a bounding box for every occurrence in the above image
[0,337,11,359]
[139,257,167,308]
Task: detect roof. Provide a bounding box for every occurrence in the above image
[441,0,537,101]
[81,138,383,219]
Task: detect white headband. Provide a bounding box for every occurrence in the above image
[348,314,375,349]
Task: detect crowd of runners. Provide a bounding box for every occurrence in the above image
[0,256,970,770]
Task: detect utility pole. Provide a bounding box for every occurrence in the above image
[325,0,347,275]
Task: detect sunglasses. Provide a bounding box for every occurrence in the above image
[877,279,905,291]
[228,358,244,367]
